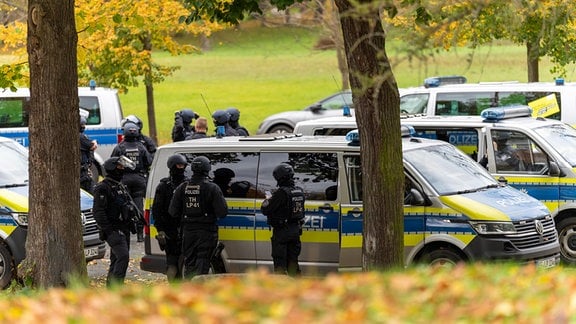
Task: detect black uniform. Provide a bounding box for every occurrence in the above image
[172,112,196,142]
[169,174,228,278]
[185,131,208,140]
[152,173,186,281]
[261,179,305,276]
[93,175,136,285]
[111,137,152,241]
[80,131,95,193]
[139,134,157,159]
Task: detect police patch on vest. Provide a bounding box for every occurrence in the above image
[124,147,141,169]
[283,187,305,220]
[184,183,203,217]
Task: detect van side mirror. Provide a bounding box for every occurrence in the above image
[549,161,563,177]
[309,104,323,113]
[406,188,425,206]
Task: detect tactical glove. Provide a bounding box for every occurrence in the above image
[156,231,169,251]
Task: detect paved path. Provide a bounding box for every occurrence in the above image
[87,234,165,286]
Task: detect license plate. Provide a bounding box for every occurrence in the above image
[536,256,558,269]
[84,246,99,258]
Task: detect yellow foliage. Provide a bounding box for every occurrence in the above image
[0,265,575,322]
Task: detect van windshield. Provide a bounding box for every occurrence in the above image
[533,124,576,167]
[404,143,497,195]
[0,139,28,187]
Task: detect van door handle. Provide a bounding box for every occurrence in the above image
[319,204,333,212]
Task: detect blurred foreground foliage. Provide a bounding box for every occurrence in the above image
[0,264,574,323]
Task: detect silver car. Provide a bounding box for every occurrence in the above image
[256,90,353,134]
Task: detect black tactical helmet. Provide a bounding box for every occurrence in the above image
[123,121,140,138]
[180,109,196,124]
[212,110,230,126]
[226,107,240,122]
[104,157,121,173]
[104,155,136,172]
[167,154,188,169]
[273,163,294,182]
[191,156,211,175]
[121,115,143,130]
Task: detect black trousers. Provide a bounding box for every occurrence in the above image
[164,229,182,280]
[106,230,131,285]
[271,222,302,276]
[181,225,217,279]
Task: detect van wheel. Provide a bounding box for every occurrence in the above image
[422,249,464,268]
[268,125,293,134]
[556,218,576,265]
[0,244,15,289]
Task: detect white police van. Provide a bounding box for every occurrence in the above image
[139,129,560,275]
[294,106,576,265]
[0,85,124,177]
[400,76,576,125]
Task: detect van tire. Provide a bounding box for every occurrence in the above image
[268,125,293,134]
[556,217,576,265]
[0,244,15,289]
[421,248,464,267]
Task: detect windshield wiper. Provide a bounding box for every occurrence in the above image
[0,183,28,188]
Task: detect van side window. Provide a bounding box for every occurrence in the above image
[499,91,561,120]
[412,128,479,160]
[314,128,355,136]
[0,97,28,127]
[259,152,338,201]
[344,155,362,202]
[79,96,101,125]
[400,93,429,114]
[180,152,259,198]
[490,130,549,174]
[436,92,495,115]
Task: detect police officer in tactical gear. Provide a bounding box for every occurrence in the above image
[172,108,200,142]
[121,114,157,158]
[93,156,139,286]
[169,156,228,278]
[261,163,305,276]
[212,110,239,137]
[80,116,97,193]
[111,122,153,242]
[152,154,188,281]
[226,107,249,136]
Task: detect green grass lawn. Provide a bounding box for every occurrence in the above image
[120,24,576,145]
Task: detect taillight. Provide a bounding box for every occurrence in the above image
[144,209,150,235]
[117,134,124,143]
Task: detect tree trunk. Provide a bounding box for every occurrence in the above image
[142,34,158,145]
[527,41,539,82]
[334,0,404,270]
[24,1,87,288]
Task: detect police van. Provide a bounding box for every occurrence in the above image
[400,77,576,125]
[293,106,576,265]
[139,129,560,275]
[0,85,124,177]
[0,136,105,288]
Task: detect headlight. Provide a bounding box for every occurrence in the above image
[12,212,28,226]
[470,221,516,235]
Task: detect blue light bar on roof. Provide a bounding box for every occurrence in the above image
[345,129,360,146]
[424,75,467,88]
[401,125,415,137]
[481,106,532,122]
